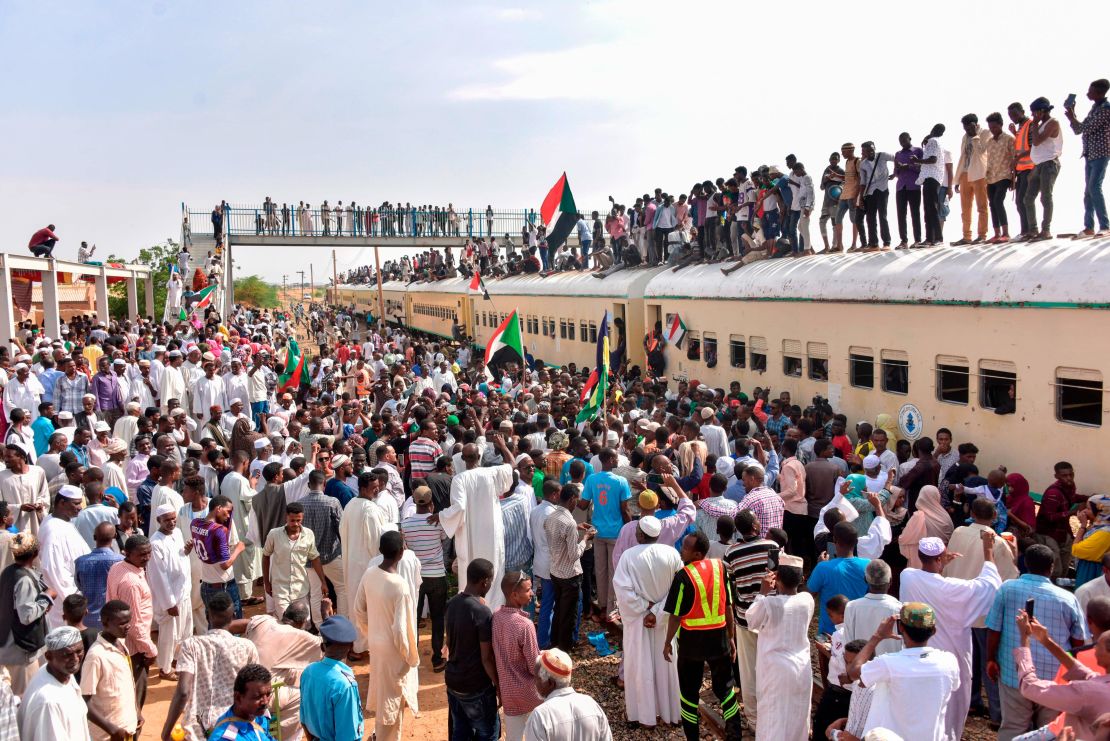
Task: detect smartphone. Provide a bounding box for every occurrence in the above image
[1025,597,1036,618]
[1065,93,1077,109]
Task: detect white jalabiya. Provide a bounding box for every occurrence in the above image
[221,472,260,596]
[352,565,421,741]
[746,591,815,741]
[612,542,684,726]
[899,562,1001,741]
[39,515,91,629]
[160,365,185,414]
[0,467,49,535]
[338,497,391,652]
[440,464,513,611]
[18,663,91,741]
[148,527,194,673]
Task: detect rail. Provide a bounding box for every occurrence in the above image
[183,204,601,241]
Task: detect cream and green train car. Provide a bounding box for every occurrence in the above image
[412,270,659,369]
[642,240,1109,485]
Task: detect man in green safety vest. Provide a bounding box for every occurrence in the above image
[663,530,742,741]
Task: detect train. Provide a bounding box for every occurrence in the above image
[333,237,1109,487]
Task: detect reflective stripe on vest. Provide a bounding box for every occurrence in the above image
[680,558,727,630]
[1015,120,1034,172]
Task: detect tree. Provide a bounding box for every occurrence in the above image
[106,239,180,321]
[234,276,278,308]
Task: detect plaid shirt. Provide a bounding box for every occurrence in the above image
[53,372,89,414]
[299,490,343,564]
[985,574,1087,688]
[737,485,785,538]
[491,606,544,715]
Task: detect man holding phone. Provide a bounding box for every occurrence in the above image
[1063,78,1110,238]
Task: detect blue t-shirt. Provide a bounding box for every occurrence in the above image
[580,470,632,539]
[324,478,356,509]
[807,556,869,635]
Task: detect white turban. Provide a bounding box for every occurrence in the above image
[45,626,82,651]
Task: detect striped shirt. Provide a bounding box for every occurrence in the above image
[722,537,779,628]
[407,436,442,480]
[400,514,446,577]
[500,492,534,572]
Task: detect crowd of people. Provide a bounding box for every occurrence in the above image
[332,82,1110,288]
[0,293,1108,741]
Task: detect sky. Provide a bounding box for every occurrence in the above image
[1,0,1104,283]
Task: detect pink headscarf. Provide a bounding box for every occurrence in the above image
[898,485,954,568]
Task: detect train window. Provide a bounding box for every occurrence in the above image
[936,355,970,405]
[807,342,828,381]
[750,336,767,372]
[1056,368,1103,427]
[783,340,802,378]
[686,331,701,361]
[881,350,909,395]
[980,360,1017,413]
[729,335,746,369]
[589,323,598,343]
[703,333,718,368]
[559,320,567,339]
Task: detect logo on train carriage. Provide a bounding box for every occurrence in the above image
[897,403,923,441]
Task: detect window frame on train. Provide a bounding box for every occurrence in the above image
[881,350,909,395]
[936,355,970,405]
[1055,367,1103,428]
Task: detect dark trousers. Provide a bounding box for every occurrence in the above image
[447,685,500,741]
[1014,170,1032,234]
[677,652,741,741]
[418,575,448,666]
[923,177,943,243]
[896,189,922,243]
[551,574,582,652]
[30,238,57,258]
[987,180,1010,230]
[813,686,852,740]
[863,189,891,246]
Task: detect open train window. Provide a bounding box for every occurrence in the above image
[686,331,701,361]
[783,340,802,378]
[750,336,767,372]
[808,342,828,381]
[881,350,909,395]
[703,333,718,368]
[936,355,969,405]
[729,335,746,369]
[980,360,1017,413]
[1056,368,1103,427]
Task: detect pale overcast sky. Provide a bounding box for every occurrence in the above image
[1,0,1103,282]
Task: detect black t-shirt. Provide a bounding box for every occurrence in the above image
[444,592,493,693]
[663,562,733,661]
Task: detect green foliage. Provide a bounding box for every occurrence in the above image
[234,275,279,308]
[106,239,180,320]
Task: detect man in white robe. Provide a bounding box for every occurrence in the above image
[39,486,91,629]
[612,516,683,727]
[899,533,1002,740]
[338,473,391,654]
[221,453,260,605]
[160,352,186,414]
[352,531,419,740]
[148,503,194,678]
[438,445,513,611]
[0,448,50,534]
[746,555,815,741]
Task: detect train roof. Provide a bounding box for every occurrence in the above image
[643,237,1110,308]
[343,237,1110,308]
[376,268,665,299]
